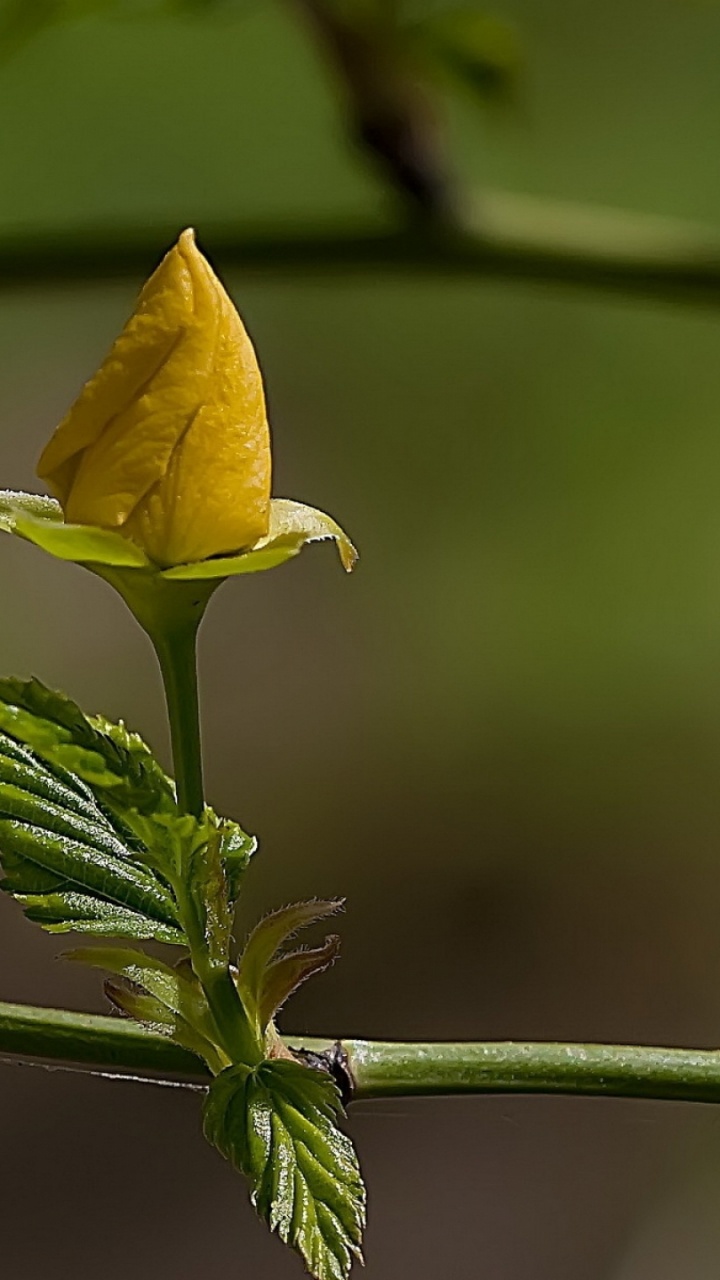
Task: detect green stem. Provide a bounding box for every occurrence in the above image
[97,569,216,819]
[5,1001,720,1106]
[153,619,204,818]
[151,624,260,1061]
[98,570,256,1061]
[200,967,264,1067]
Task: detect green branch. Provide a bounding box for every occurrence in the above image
[4,194,720,305]
[4,1000,720,1105]
[0,999,209,1079]
[344,1039,720,1103]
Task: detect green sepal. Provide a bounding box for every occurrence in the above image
[0,489,62,530]
[163,499,358,579]
[0,492,357,580]
[0,489,150,565]
[203,1058,365,1280]
[15,511,151,567]
[237,900,342,1036]
[66,946,227,1073]
[164,545,301,579]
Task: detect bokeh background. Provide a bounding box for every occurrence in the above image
[3,2,720,1277]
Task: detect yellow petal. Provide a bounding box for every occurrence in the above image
[37,229,271,567]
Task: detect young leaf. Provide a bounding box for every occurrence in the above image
[259,935,341,1030]
[0,729,185,944]
[237,900,343,1031]
[187,816,234,966]
[203,1058,365,1280]
[219,817,257,909]
[128,806,256,953]
[66,946,226,1072]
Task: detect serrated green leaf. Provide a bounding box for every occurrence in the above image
[0,818,178,924]
[0,726,101,819]
[18,890,184,944]
[159,814,254,962]
[128,804,252,908]
[66,946,226,1071]
[0,728,185,943]
[203,1059,365,1280]
[0,677,175,817]
[237,901,343,1033]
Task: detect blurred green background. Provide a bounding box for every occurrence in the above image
[3,2,720,1277]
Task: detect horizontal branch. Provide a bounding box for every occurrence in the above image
[2,1000,720,1106]
[3,192,720,305]
[0,999,210,1081]
[344,1039,720,1103]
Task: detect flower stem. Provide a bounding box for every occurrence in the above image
[96,569,258,1061]
[153,618,204,818]
[97,569,217,819]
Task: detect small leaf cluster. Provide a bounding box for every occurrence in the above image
[0,678,365,1279]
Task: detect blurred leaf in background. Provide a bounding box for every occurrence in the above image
[409,7,520,105]
[0,0,256,58]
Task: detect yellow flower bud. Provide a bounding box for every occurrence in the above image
[37,229,271,568]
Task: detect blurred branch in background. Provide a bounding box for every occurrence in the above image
[5,1,720,308]
[288,1,518,220]
[291,1,455,222]
[3,196,720,307]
